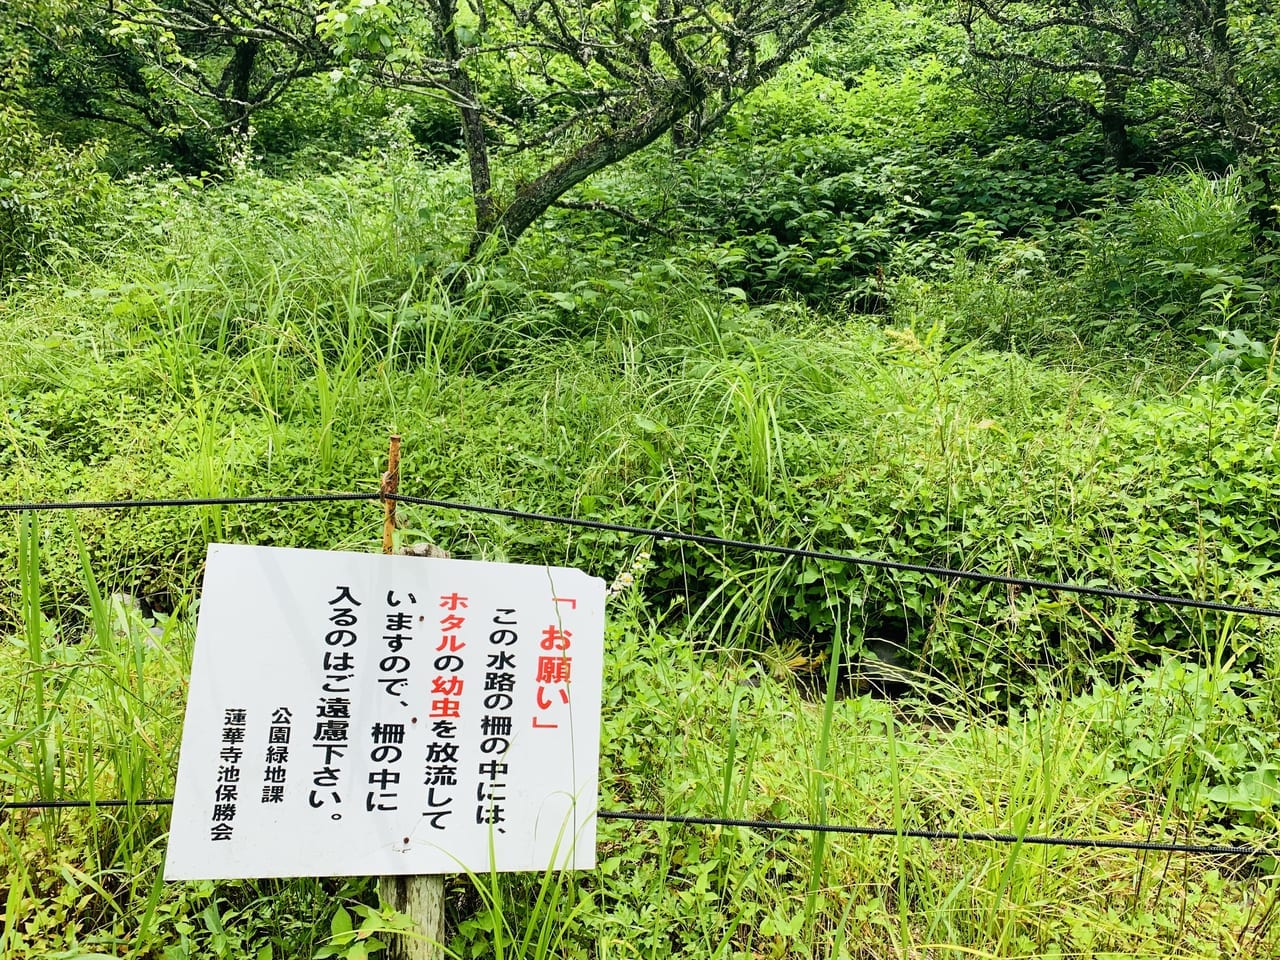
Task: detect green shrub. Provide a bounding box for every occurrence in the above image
[0,103,114,282]
[575,322,1280,694]
[1070,169,1272,339]
[1081,656,1280,832]
[809,2,965,78]
[661,57,1131,305]
[253,80,462,172]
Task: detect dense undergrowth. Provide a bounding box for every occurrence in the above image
[4,2,1280,956]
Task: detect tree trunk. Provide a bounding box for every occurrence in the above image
[466,90,697,258]
[435,0,495,240]
[1099,75,1132,167]
[221,40,259,137]
[455,75,495,237]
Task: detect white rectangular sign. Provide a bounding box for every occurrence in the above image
[165,543,605,880]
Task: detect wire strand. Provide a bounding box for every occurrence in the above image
[599,810,1276,858]
[388,493,1280,619]
[0,492,380,512]
[0,799,173,810]
[2,488,1277,618]
[2,798,1271,859]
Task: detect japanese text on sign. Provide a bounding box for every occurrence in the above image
[166,544,604,880]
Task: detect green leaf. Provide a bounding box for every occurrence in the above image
[331,905,353,937]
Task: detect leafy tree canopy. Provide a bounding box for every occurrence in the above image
[957,0,1270,166]
[110,0,847,254]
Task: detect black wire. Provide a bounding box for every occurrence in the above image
[0,492,380,512]
[3,488,1278,618]
[388,493,1280,619]
[3,797,1271,859]
[599,810,1277,858]
[1,798,172,810]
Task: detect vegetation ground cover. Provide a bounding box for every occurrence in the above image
[4,1,1280,956]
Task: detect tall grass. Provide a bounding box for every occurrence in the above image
[3,154,1279,957]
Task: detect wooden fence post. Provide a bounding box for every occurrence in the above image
[377,874,446,960]
[378,434,447,960]
[382,434,401,556]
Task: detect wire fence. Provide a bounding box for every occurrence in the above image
[3,487,1279,862]
[3,488,1279,619]
[1,798,1273,859]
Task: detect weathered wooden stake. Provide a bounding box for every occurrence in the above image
[378,434,447,960]
[378,874,446,960]
[381,434,402,556]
